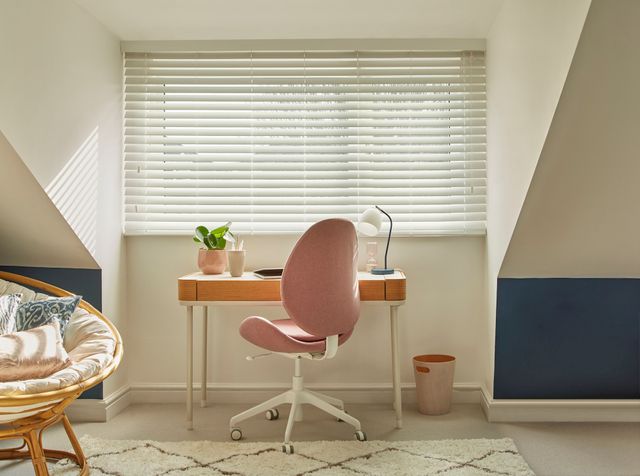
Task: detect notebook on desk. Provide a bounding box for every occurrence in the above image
[253,268,283,279]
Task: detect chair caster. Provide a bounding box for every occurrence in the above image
[265,409,279,420]
[282,443,294,454]
[354,430,367,441]
[230,428,243,441]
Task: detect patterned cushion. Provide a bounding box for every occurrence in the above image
[0,294,22,335]
[16,295,81,337]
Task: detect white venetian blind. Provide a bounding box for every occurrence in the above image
[123,50,486,235]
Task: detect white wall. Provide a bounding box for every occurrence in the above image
[501,0,640,278]
[484,0,590,393]
[0,131,97,269]
[127,235,487,392]
[0,0,127,395]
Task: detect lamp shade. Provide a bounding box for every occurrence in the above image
[357,207,382,236]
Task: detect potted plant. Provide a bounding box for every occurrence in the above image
[193,222,235,274]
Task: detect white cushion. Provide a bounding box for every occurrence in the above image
[0,278,116,396]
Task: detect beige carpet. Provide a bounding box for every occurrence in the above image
[51,436,534,475]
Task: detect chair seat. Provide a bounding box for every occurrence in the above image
[239,316,353,354]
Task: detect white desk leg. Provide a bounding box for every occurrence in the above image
[390,305,403,429]
[186,306,194,430]
[201,306,208,408]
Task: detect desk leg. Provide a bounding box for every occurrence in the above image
[186,306,194,430]
[390,305,403,429]
[201,306,208,408]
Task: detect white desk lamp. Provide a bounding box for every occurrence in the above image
[357,206,394,275]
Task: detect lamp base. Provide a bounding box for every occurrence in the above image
[371,268,395,275]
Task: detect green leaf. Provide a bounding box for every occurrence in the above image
[210,223,230,237]
[193,236,202,243]
[217,237,226,250]
[195,226,209,242]
[204,235,217,250]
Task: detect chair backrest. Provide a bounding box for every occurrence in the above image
[281,218,360,338]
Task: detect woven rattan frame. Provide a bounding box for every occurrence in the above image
[0,271,123,475]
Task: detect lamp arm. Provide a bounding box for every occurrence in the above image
[375,206,393,270]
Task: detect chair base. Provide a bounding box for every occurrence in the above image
[230,359,363,447]
[0,412,87,476]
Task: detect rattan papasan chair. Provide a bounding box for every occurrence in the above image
[0,271,123,475]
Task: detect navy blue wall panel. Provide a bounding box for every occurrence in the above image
[0,265,103,399]
[494,278,640,399]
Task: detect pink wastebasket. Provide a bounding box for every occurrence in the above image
[413,354,456,415]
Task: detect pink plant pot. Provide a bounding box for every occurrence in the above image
[197,249,228,274]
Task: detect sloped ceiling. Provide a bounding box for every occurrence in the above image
[485,0,591,279]
[0,130,98,269]
[500,0,640,277]
[73,0,504,41]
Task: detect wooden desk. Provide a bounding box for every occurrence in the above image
[178,271,406,430]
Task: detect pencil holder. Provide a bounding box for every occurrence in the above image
[227,250,246,277]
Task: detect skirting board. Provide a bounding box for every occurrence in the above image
[129,382,482,406]
[480,385,640,423]
[66,382,480,422]
[66,385,131,423]
[67,383,640,423]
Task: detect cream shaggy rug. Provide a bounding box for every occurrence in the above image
[51,436,535,476]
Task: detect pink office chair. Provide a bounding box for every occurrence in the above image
[229,218,365,454]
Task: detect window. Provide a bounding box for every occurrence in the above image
[123,50,486,235]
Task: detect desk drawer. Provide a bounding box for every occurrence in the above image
[385,278,406,301]
[197,280,281,301]
[359,280,385,301]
